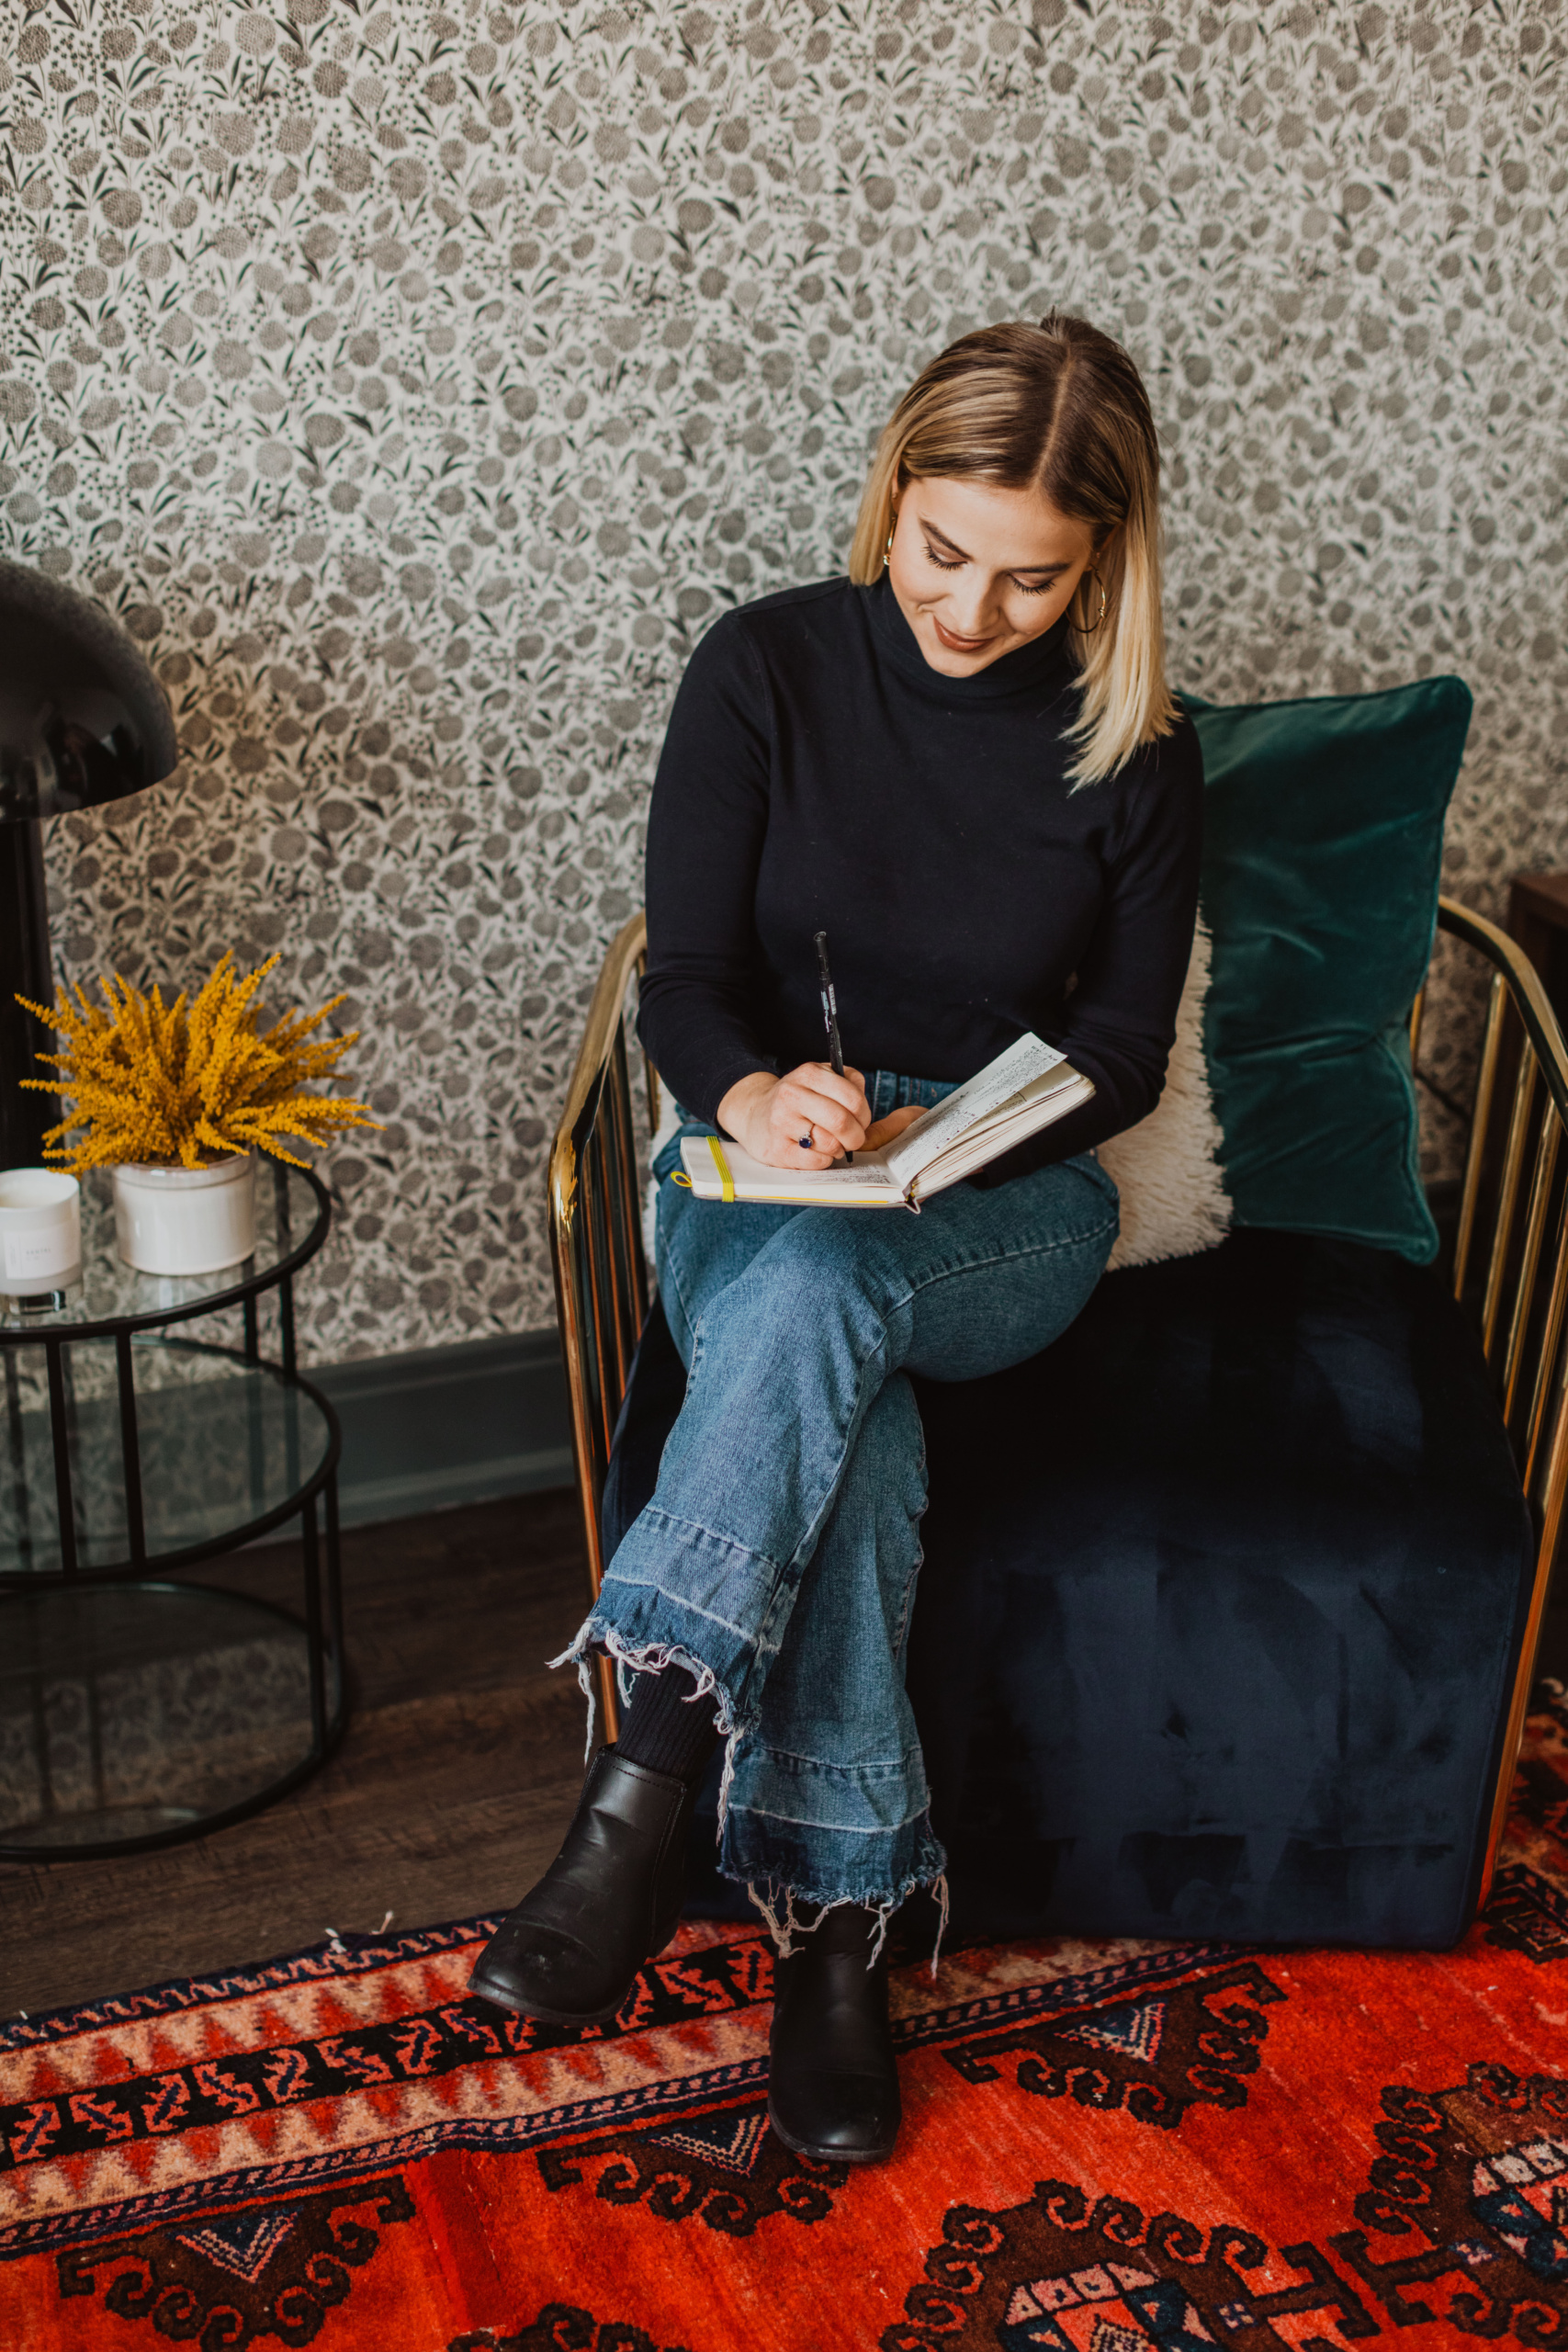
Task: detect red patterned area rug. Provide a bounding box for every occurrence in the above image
[5,1689,1568,2352]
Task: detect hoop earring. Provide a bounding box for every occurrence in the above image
[883,523,896,571]
[1077,570,1107,634]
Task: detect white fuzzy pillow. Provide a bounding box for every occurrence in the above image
[1100,917,1231,1271]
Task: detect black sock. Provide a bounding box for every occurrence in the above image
[615,1666,722,1786]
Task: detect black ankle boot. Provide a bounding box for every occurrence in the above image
[469,1747,693,2027]
[767,1904,901,2165]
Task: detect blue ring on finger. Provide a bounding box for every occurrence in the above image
[797,1131,814,1149]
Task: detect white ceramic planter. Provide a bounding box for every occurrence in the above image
[113,1155,256,1278]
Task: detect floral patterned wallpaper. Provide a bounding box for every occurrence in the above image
[0,0,1562,1362]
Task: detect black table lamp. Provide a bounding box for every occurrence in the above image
[0,562,178,1170]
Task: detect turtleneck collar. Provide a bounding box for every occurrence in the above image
[863,571,1077,701]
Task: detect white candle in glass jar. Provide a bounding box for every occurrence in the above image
[0,1170,82,1297]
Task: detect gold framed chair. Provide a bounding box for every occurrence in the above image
[547,913,655,1744]
[548,899,1568,1912]
[1421,901,1568,1894]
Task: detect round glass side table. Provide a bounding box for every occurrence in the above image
[0,1159,344,1860]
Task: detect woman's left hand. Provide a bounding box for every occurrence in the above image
[864,1104,927,1151]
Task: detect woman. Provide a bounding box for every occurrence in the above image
[472,315,1203,2165]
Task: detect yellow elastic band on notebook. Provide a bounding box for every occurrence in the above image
[706,1136,736,1204]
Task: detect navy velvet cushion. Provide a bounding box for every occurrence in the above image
[907,1229,1530,1948]
[604,1230,1532,1950]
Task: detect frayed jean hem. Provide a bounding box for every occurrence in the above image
[722,1810,949,1967]
[551,1611,738,1757]
[550,1607,949,1968]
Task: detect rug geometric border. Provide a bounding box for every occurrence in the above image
[0,1915,504,2050]
[0,1933,1244,2263]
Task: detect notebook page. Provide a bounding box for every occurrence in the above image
[909,1069,1096,1198]
[883,1033,1067,1190]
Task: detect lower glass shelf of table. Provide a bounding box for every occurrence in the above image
[0,1578,340,1853]
[0,1328,344,1862]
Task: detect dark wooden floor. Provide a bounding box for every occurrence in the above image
[0,1491,591,2021]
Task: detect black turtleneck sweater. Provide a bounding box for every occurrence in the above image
[637,573,1203,1185]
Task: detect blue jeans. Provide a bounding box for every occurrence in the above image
[559,1069,1119,1940]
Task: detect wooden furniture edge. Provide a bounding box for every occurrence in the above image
[547,910,648,1743]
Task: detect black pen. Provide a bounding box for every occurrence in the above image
[813,930,852,1162]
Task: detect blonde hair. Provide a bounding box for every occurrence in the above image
[849,316,1176,786]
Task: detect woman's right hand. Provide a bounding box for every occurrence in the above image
[716,1063,874,1170]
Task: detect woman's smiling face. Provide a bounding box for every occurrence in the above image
[885,476,1100,677]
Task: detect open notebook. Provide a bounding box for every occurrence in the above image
[678,1033,1094,1210]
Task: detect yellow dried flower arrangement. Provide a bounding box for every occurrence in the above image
[17,952,378,1175]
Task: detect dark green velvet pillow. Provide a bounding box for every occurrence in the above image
[1186,675,1472,1265]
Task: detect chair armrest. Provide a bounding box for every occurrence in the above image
[1433,895,1568,1898]
[547,911,651,1738]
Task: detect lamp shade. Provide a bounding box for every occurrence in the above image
[0,566,180,1172]
[0,561,178,821]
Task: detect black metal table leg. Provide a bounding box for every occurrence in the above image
[115,1329,146,1566]
[324,1470,344,1721]
[300,1490,328,1753]
[279,1271,297,1381]
[5,1346,34,1569]
[43,1338,77,1578]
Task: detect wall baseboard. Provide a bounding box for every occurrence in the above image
[299,1329,576,1532]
